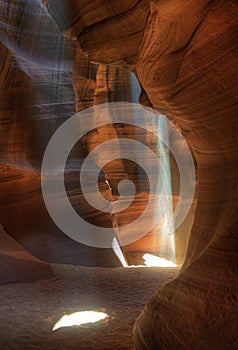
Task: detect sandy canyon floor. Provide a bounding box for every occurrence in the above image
[0,264,178,350]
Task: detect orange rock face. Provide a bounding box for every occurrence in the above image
[44,0,150,65]
[134,3,238,346]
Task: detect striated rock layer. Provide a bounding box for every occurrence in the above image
[134,2,238,347]
[45,0,238,348]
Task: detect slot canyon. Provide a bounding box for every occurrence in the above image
[0,0,237,349]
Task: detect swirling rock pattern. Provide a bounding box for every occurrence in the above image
[134,2,238,347]
[44,0,150,66]
[44,0,238,348]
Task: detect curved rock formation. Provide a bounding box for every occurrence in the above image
[44,0,238,348]
[134,2,238,347]
[44,0,150,66]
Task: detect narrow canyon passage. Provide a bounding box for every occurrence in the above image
[0,0,237,349]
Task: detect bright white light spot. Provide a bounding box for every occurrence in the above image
[142,253,177,267]
[112,237,128,267]
[52,311,109,331]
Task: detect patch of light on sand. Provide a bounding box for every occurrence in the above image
[143,253,177,267]
[52,311,109,331]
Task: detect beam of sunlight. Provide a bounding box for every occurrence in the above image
[112,237,128,267]
[130,72,176,264]
[154,116,176,262]
[143,253,177,267]
[52,311,109,331]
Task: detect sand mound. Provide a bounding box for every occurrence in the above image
[0,225,54,284]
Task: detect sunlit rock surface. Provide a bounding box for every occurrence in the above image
[45,0,238,348]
